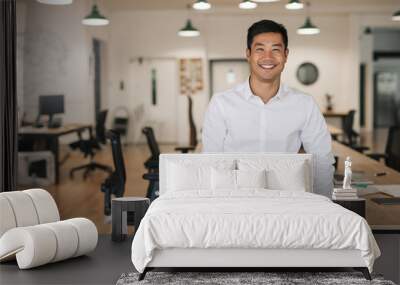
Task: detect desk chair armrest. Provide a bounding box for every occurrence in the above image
[174,146,196,153]
[143,173,159,182]
[144,159,159,170]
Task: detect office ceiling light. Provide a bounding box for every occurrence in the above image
[178,19,200,37]
[297,2,319,35]
[239,1,257,9]
[192,0,211,10]
[82,4,109,26]
[297,17,319,35]
[37,0,73,4]
[393,10,400,21]
[285,0,303,10]
[252,0,280,2]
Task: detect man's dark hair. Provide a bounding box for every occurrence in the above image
[247,20,288,50]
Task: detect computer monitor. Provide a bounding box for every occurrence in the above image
[38,95,64,128]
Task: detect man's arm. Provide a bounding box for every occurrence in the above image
[202,96,227,153]
[300,97,335,198]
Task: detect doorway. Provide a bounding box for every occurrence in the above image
[373,56,400,128]
[128,59,178,144]
[371,29,400,128]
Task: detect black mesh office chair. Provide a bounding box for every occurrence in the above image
[101,130,126,215]
[142,127,160,171]
[368,126,400,172]
[69,110,112,179]
[340,110,369,153]
[141,126,196,201]
[141,127,160,201]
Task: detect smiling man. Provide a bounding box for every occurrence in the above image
[202,20,335,197]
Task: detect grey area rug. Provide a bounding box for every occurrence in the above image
[116,272,396,285]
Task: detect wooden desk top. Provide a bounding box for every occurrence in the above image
[332,141,400,185]
[323,111,349,117]
[19,123,91,136]
[332,141,400,229]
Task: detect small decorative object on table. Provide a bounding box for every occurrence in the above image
[112,197,150,242]
[325,93,333,111]
[332,157,366,217]
[333,156,359,200]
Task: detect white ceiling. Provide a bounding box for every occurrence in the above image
[102,0,400,14]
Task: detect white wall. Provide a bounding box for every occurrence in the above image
[107,11,209,144]
[20,0,109,131]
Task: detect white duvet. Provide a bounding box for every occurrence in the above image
[131,190,380,273]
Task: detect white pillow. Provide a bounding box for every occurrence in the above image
[211,169,267,190]
[267,163,306,191]
[211,168,236,190]
[167,163,211,191]
[166,159,235,192]
[238,159,308,191]
[236,169,267,189]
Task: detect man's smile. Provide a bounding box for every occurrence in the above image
[258,63,276,70]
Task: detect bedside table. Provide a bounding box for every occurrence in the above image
[332,198,366,218]
[111,197,150,242]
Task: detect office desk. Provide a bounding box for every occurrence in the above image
[323,111,349,129]
[323,111,349,118]
[332,140,400,229]
[19,124,92,184]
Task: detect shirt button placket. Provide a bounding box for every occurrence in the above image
[259,108,267,152]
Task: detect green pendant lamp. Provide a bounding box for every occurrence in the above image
[178,19,200,37]
[82,3,109,26]
[297,2,319,35]
[297,17,319,35]
[285,0,303,10]
[393,10,400,21]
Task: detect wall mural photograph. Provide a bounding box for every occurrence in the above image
[2,1,400,284]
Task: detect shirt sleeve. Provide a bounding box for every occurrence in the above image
[201,96,227,153]
[300,97,335,198]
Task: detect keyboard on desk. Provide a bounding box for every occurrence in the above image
[371,198,400,205]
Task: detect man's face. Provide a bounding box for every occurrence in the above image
[246,32,289,82]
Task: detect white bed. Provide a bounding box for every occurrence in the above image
[131,153,380,280]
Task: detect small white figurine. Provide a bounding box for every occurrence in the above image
[343,156,352,189]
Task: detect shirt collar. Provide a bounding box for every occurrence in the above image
[241,78,287,101]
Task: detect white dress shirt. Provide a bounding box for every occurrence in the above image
[202,80,334,197]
